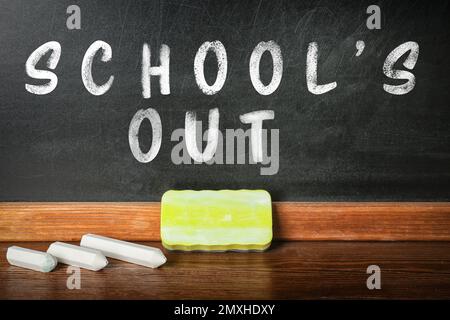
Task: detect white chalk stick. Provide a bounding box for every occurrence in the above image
[47,242,108,271]
[7,246,58,272]
[81,234,167,268]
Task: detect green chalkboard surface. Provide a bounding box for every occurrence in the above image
[0,0,449,201]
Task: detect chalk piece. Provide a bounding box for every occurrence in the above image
[161,190,273,251]
[80,234,167,268]
[7,246,57,272]
[47,242,108,271]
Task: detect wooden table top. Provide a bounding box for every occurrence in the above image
[1,241,449,299]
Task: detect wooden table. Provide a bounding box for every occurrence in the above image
[1,241,449,299]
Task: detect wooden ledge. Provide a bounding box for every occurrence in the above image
[0,202,450,241]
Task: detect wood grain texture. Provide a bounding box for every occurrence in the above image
[1,241,450,299]
[273,202,450,241]
[0,202,450,241]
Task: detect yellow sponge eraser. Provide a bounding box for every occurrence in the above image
[160,190,272,252]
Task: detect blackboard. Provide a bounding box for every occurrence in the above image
[0,0,449,201]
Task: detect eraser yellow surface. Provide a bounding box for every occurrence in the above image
[161,190,272,252]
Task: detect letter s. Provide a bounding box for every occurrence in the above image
[25,41,61,95]
[383,41,419,95]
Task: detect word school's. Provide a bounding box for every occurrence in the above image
[25,40,420,173]
[25,40,419,97]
